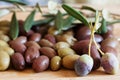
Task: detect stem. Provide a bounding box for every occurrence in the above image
[93,33,104,56]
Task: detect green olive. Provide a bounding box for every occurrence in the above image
[50,56,61,71]
[2,47,14,56]
[62,55,80,69]
[54,42,70,50]
[58,48,76,58]
[0,40,9,47]
[0,51,10,71]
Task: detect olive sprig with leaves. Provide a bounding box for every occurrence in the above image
[62,4,119,76]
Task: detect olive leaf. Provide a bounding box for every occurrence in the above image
[81,5,96,12]
[62,16,75,30]
[24,10,36,32]
[107,19,120,25]
[62,4,89,26]
[36,3,42,13]
[55,10,63,32]
[9,12,19,40]
[42,13,67,18]
[98,17,107,34]
[0,0,27,5]
[33,17,54,26]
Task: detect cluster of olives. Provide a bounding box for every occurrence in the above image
[0,20,119,77]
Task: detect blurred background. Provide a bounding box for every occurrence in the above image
[0,0,120,6]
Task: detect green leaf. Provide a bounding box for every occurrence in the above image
[9,12,19,40]
[42,13,67,18]
[107,19,120,25]
[33,17,54,26]
[55,11,63,32]
[81,5,96,12]
[0,0,27,5]
[62,4,89,26]
[98,17,107,34]
[36,3,42,13]
[24,10,36,32]
[62,16,75,30]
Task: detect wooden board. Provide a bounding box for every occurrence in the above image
[0,4,120,80]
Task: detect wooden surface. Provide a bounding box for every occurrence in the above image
[0,4,120,80]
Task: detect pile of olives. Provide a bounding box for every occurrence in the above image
[0,20,119,76]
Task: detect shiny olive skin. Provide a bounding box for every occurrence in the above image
[25,41,41,49]
[9,42,26,53]
[29,33,41,42]
[40,47,56,59]
[74,54,93,76]
[39,39,54,48]
[101,37,118,48]
[32,55,49,72]
[50,56,61,71]
[72,40,101,70]
[25,46,40,64]
[11,53,25,70]
[101,53,119,74]
[84,34,103,43]
[75,26,91,41]
[15,36,27,44]
[101,46,117,56]
[44,34,56,44]
[62,55,80,69]
[102,30,113,39]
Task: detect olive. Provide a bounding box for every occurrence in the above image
[102,30,113,39]
[54,42,70,50]
[39,39,54,48]
[62,55,80,69]
[74,54,93,76]
[72,40,101,70]
[75,26,91,41]
[25,46,40,64]
[101,53,119,74]
[101,37,118,48]
[58,48,76,58]
[101,46,117,56]
[29,33,41,42]
[0,51,10,71]
[40,47,56,59]
[84,34,103,43]
[50,56,61,71]
[32,55,49,72]
[11,53,25,70]
[44,34,56,44]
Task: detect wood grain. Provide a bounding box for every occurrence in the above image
[0,4,120,80]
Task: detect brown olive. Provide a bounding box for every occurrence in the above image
[25,41,41,49]
[72,40,101,70]
[32,55,49,72]
[84,34,103,43]
[50,56,61,71]
[40,47,56,59]
[101,46,117,56]
[101,37,118,48]
[29,33,41,42]
[75,26,91,41]
[25,46,40,64]
[9,41,26,53]
[39,39,54,47]
[44,34,56,44]
[15,36,27,44]
[102,30,113,39]
[11,53,25,70]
